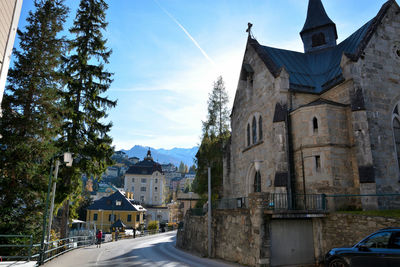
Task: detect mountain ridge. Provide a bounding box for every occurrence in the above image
[120,145,198,167]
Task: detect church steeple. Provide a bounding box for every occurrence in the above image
[300,0,338,53]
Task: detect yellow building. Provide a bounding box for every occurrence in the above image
[86,190,146,232]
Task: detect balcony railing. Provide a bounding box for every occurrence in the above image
[263,193,326,212]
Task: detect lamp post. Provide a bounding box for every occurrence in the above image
[39,152,73,265]
[207,166,211,258]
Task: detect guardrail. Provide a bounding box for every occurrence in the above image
[0,234,35,261]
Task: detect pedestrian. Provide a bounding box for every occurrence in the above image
[115,229,119,241]
[133,228,136,239]
[96,230,102,248]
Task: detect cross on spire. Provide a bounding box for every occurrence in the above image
[246,22,253,37]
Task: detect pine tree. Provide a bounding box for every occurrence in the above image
[202,76,230,136]
[57,0,116,238]
[0,0,68,240]
[193,76,230,196]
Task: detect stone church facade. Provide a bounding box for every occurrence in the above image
[223,0,400,210]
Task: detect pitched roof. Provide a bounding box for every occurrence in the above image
[126,158,163,175]
[297,98,349,109]
[87,190,139,211]
[249,0,394,94]
[300,0,337,38]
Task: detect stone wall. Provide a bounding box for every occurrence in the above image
[178,207,400,267]
[177,193,269,266]
[313,213,400,263]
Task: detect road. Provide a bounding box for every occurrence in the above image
[43,231,243,267]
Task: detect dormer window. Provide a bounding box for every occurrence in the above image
[115,200,122,206]
[312,32,326,47]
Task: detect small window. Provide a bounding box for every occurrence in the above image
[259,116,263,140]
[127,214,132,222]
[155,187,158,192]
[115,200,121,206]
[141,178,146,183]
[108,214,115,222]
[315,156,321,172]
[155,178,158,183]
[141,187,146,192]
[93,213,98,221]
[136,214,140,221]
[312,32,326,47]
[131,185,134,191]
[313,117,318,133]
[247,124,250,146]
[131,178,135,183]
[252,117,257,144]
[140,196,144,202]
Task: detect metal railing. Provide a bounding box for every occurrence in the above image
[0,234,35,261]
[263,193,326,211]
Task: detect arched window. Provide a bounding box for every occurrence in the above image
[254,171,261,192]
[259,116,263,140]
[247,124,250,146]
[252,117,257,144]
[313,117,318,133]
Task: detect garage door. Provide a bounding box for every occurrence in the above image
[270,219,315,266]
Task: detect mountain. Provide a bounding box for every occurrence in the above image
[120,145,198,167]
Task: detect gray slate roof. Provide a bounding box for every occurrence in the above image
[249,0,394,94]
[87,190,139,211]
[300,0,337,38]
[126,158,163,175]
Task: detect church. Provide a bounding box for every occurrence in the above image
[223,0,400,210]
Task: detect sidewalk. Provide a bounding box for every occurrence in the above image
[0,262,36,267]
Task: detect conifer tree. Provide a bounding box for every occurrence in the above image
[193,76,230,197]
[58,0,116,237]
[0,0,68,239]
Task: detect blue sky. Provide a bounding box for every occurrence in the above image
[16,0,390,150]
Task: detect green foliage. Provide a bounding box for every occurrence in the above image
[147,221,159,231]
[57,0,116,235]
[178,161,188,173]
[202,76,230,136]
[193,76,230,197]
[0,0,68,241]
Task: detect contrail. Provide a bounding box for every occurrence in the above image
[153,0,216,67]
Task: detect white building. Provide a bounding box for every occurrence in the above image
[0,0,23,113]
[124,149,166,206]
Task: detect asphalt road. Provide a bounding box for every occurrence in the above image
[43,231,243,267]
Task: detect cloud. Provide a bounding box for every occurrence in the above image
[153,0,216,67]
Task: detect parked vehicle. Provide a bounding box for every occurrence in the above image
[325,228,400,267]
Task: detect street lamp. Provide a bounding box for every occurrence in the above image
[39,152,73,265]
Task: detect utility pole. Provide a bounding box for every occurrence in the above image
[47,159,60,242]
[208,167,211,257]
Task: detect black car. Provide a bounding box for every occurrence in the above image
[325,228,400,267]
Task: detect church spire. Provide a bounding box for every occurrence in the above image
[300,0,338,53]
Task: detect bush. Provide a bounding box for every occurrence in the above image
[147,221,159,231]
